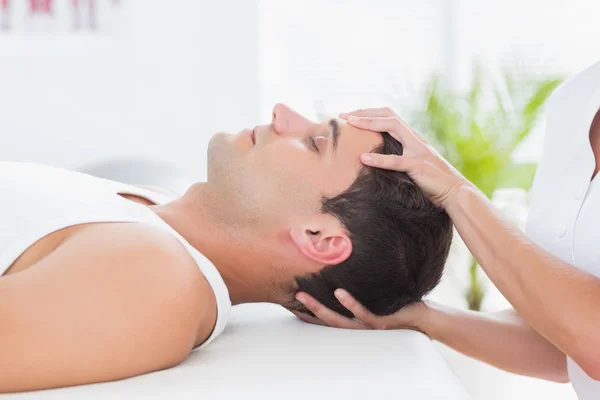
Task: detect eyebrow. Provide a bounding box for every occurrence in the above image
[328,118,340,154]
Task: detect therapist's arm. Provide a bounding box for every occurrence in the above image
[345,108,600,381]
[442,185,600,379]
[424,304,568,383]
[296,292,568,383]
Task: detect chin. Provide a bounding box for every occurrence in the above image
[207,137,245,188]
[206,136,224,180]
[207,131,232,162]
[208,131,231,152]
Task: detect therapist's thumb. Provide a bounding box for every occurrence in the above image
[360,153,413,172]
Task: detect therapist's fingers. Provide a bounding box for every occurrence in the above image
[341,109,430,145]
[339,106,398,119]
[345,116,423,147]
[295,292,369,330]
[333,289,380,327]
[291,310,326,326]
[360,153,419,173]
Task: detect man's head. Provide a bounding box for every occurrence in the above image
[206,103,452,316]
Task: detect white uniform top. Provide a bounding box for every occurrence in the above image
[0,161,231,350]
[526,60,600,399]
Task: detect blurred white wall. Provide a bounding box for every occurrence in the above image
[0,0,260,180]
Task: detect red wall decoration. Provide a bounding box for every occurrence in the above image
[1,0,121,32]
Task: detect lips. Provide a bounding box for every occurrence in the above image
[251,127,256,145]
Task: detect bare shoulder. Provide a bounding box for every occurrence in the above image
[0,222,216,392]
[61,222,216,339]
[63,222,208,289]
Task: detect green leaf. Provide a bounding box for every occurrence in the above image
[497,162,539,190]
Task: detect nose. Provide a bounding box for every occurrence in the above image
[271,103,313,136]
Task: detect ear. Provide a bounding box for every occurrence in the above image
[288,214,352,266]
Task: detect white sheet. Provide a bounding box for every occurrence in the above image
[3,304,470,399]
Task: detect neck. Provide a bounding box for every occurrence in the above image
[151,183,281,306]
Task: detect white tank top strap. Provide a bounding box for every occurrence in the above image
[109,181,232,349]
[0,162,231,349]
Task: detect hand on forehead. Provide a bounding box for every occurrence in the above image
[272,103,382,155]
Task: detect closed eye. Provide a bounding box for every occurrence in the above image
[308,136,319,153]
[307,136,327,153]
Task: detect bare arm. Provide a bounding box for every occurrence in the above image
[444,187,600,379]
[0,223,211,393]
[424,303,568,383]
[295,291,569,383]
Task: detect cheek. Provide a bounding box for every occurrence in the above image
[250,144,323,212]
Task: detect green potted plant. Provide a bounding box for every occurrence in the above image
[406,64,563,310]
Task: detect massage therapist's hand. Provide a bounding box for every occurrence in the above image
[340,107,472,209]
[292,289,429,332]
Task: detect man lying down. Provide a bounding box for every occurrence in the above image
[0,104,452,393]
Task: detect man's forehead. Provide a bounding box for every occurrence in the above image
[315,118,380,139]
[336,120,382,152]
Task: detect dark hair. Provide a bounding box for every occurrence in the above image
[287,132,453,318]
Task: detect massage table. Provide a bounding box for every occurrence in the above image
[4,303,470,399]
